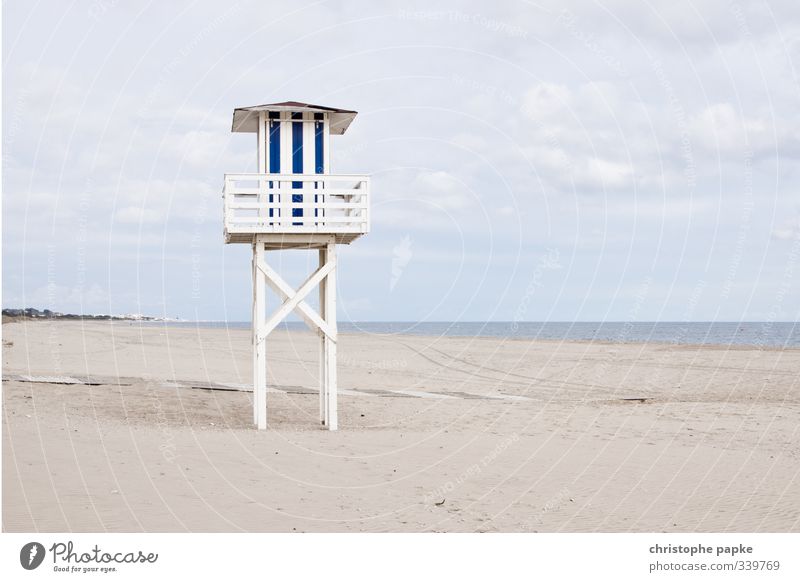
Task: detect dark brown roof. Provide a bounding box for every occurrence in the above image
[231,101,358,135]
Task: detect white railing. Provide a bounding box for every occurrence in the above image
[223,173,370,238]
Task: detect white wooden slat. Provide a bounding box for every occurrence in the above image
[229,187,365,196]
[252,246,258,425]
[225,172,369,181]
[229,197,367,206]
[303,111,315,176]
[229,228,364,235]
[258,258,336,341]
[256,257,335,341]
[324,242,338,430]
[279,111,291,221]
[229,217,365,224]
[318,246,327,425]
[323,115,331,173]
[229,213,366,221]
[253,241,267,429]
[228,202,367,210]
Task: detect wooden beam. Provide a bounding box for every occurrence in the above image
[324,242,338,430]
[319,246,327,425]
[257,111,266,173]
[251,244,258,426]
[257,112,267,228]
[258,258,336,341]
[253,241,267,429]
[256,257,336,341]
[249,233,340,432]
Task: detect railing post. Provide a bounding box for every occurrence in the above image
[222,177,229,230]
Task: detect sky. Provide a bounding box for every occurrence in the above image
[3,0,800,322]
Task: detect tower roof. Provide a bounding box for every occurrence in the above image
[231,101,358,135]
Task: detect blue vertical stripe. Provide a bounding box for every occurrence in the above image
[314,113,324,219]
[268,116,280,219]
[291,113,303,224]
[268,118,280,172]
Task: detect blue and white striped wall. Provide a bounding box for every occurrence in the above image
[256,111,331,222]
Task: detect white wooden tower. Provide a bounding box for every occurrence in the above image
[223,101,370,430]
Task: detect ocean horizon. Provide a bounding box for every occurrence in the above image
[135,320,800,348]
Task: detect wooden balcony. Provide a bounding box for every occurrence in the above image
[223,173,370,245]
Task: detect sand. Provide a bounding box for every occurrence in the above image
[2,319,799,532]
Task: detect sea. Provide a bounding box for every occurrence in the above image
[140,321,800,348]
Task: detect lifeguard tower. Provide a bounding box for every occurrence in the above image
[223,101,370,430]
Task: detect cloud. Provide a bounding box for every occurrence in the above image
[514,79,800,201]
[555,0,800,47]
[522,82,572,119]
[495,205,514,216]
[115,206,164,224]
[410,170,472,210]
[689,103,773,155]
[772,214,800,241]
[519,82,636,191]
[577,157,633,189]
[160,130,230,169]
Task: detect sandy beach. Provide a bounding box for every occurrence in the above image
[2,319,799,532]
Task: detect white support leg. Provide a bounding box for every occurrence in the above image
[252,241,337,431]
[252,244,258,425]
[324,242,338,430]
[319,247,328,425]
[253,241,267,430]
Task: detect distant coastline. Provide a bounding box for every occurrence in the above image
[1,308,168,323]
[4,313,797,347]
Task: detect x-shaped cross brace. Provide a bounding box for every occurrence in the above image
[256,256,337,342]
